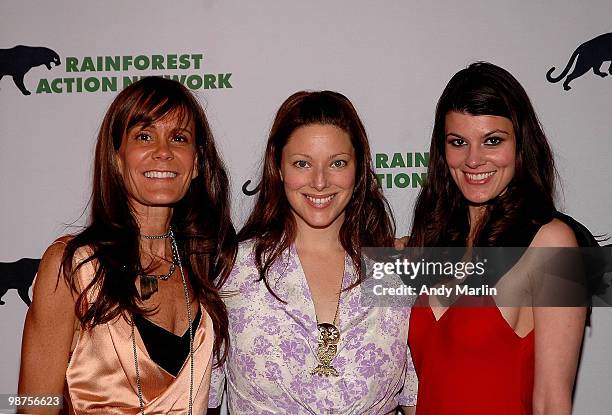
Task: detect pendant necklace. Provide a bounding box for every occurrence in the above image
[131,229,194,415]
[311,261,344,377]
[139,231,178,300]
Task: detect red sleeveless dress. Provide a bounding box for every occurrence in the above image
[408,294,534,415]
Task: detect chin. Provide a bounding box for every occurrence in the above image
[463,192,500,205]
[142,194,186,206]
[297,211,345,230]
[304,220,336,229]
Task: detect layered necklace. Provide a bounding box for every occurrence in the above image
[131,228,194,415]
[139,229,176,301]
[311,261,344,377]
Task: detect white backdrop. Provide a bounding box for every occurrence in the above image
[1,1,611,413]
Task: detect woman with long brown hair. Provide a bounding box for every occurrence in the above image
[208,91,417,414]
[18,77,236,414]
[407,62,592,415]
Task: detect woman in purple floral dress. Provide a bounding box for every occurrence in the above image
[209,91,417,414]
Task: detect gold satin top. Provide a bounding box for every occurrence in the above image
[62,245,213,414]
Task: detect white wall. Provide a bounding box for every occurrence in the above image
[1,1,611,413]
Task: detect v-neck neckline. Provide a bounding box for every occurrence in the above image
[126,304,206,379]
[134,305,201,338]
[290,243,352,330]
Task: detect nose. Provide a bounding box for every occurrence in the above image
[465,144,484,169]
[312,165,329,191]
[152,139,173,160]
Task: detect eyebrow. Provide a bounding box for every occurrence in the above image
[446,129,510,139]
[290,153,312,159]
[288,152,353,159]
[171,126,193,135]
[131,123,193,134]
[328,153,352,159]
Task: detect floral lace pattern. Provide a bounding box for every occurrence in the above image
[209,240,417,414]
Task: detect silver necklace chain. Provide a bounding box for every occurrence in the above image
[131,229,194,415]
[141,262,176,281]
[140,228,177,280]
[141,229,172,240]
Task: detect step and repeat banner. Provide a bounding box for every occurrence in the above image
[1,0,611,413]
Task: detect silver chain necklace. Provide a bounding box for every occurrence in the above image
[141,229,172,240]
[131,229,194,415]
[139,229,178,299]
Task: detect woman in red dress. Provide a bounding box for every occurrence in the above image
[407,62,589,415]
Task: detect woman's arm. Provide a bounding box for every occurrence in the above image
[531,220,586,415]
[533,306,585,415]
[18,241,77,415]
[400,405,416,415]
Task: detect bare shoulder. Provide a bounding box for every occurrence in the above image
[39,239,69,279]
[531,219,578,248]
[32,236,78,305]
[38,235,75,277]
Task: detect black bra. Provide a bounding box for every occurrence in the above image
[134,307,202,377]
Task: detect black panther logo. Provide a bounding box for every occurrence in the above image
[0,258,40,306]
[242,180,259,196]
[547,32,612,91]
[0,45,61,95]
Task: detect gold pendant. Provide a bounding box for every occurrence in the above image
[311,323,340,377]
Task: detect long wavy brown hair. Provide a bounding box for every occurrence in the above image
[239,90,395,299]
[61,77,236,365]
[410,62,557,247]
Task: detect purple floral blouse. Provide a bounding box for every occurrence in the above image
[209,240,417,414]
